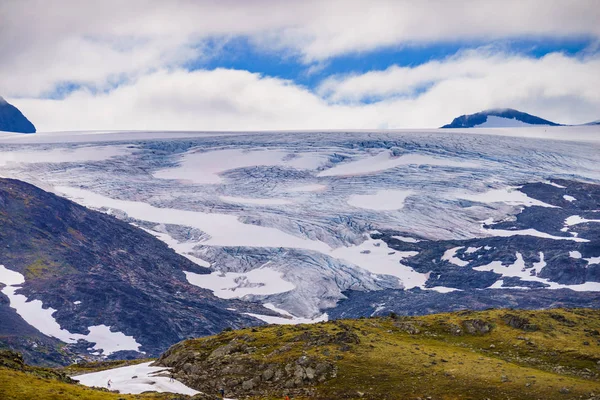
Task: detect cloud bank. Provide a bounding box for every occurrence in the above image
[1,0,599,130]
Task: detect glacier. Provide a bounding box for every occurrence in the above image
[1,126,599,321]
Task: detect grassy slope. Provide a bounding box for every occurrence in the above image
[0,351,184,400]
[2,308,600,399]
[166,308,600,400]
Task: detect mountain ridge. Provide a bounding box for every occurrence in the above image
[0,97,36,133]
[441,108,561,128]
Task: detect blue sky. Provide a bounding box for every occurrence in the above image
[1,0,599,131]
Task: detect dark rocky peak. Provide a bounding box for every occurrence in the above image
[0,96,36,133]
[441,108,560,128]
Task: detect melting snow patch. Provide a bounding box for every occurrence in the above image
[563,195,576,202]
[328,237,426,289]
[544,181,567,189]
[392,235,421,243]
[457,187,557,208]
[473,253,600,291]
[184,265,295,299]
[75,361,199,395]
[441,247,469,267]
[474,116,535,128]
[565,215,600,226]
[246,303,328,325]
[0,265,140,355]
[570,251,582,259]
[347,190,414,211]
[483,227,589,242]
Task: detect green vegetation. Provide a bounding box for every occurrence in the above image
[162,308,600,399]
[2,308,600,399]
[0,351,189,400]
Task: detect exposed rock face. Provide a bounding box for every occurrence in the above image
[156,325,352,397]
[0,96,35,133]
[0,178,267,365]
[441,108,560,128]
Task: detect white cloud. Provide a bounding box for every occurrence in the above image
[11,50,600,131]
[1,0,600,97]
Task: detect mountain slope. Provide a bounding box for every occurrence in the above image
[441,108,560,128]
[0,97,35,133]
[0,178,268,365]
[156,308,600,400]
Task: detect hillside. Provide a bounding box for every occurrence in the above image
[0,96,35,133]
[0,178,267,365]
[155,308,600,400]
[2,308,599,399]
[441,108,560,128]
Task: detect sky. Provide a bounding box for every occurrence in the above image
[1,0,599,132]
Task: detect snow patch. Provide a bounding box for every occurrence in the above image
[0,265,140,355]
[563,195,576,202]
[246,303,328,325]
[154,149,326,184]
[441,247,469,266]
[184,265,295,299]
[457,187,557,208]
[75,361,199,395]
[317,150,478,177]
[565,215,600,226]
[328,236,426,289]
[473,253,600,291]
[474,116,536,128]
[347,190,414,211]
[392,235,421,243]
[570,251,582,259]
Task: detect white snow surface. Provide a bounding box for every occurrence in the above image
[0,146,132,167]
[474,253,600,291]
[154,148,326,184]
[563,195,576,202]
[328,236,426,289]
[392,235,421,243]
[0,265,140,355]
[3,127,600,322]
[245,303,328,325]
[565,215,600,226]
[474,116,537,128]
[75,362,199,395]
[441,247,469,266]
[457,187,557,208]
[184,265,295,299]
[347,190,414,210]
[317,150,478,177]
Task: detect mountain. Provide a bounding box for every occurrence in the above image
[584,119,600,126]
[0,97,36,133]
[441,108,560,128]
[0,178,269,366]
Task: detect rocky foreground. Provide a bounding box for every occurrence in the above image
[155,308,600,400]
[2,308,600,399]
